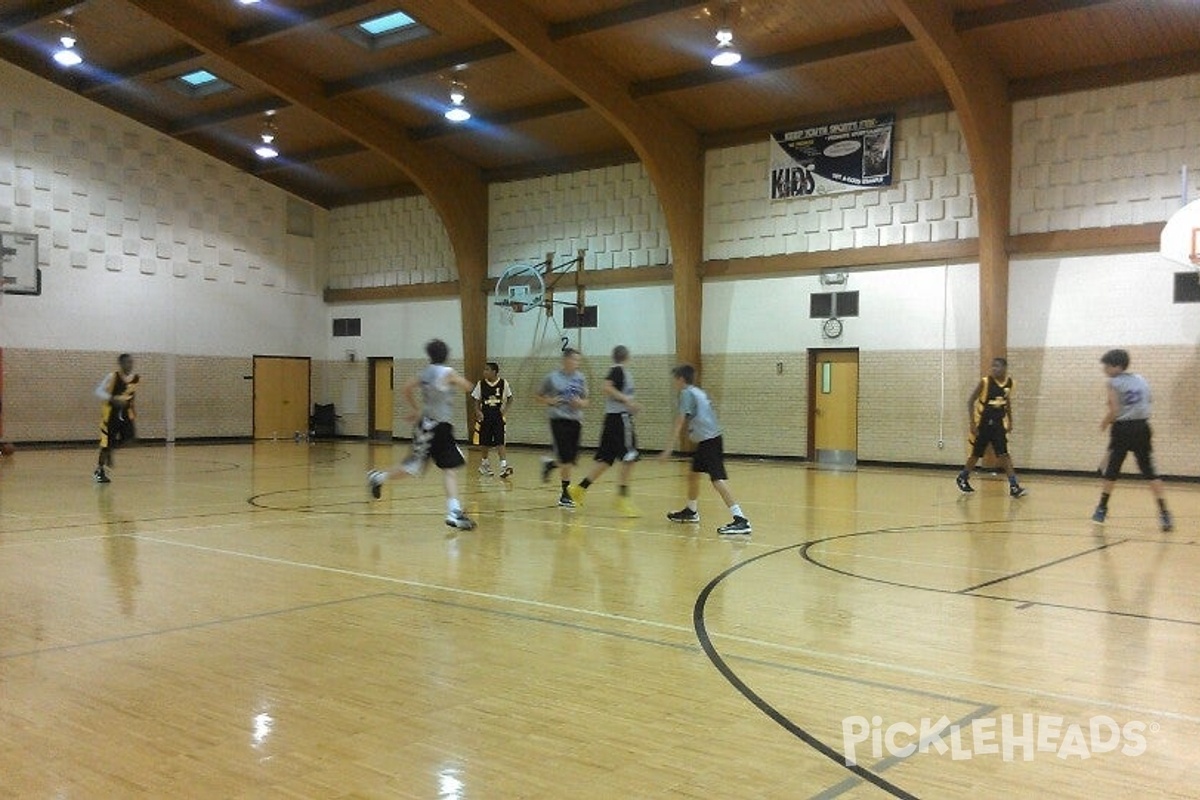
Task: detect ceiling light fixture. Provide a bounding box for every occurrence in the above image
[238,1,262,5]
[52,19,83,68]
[255,112,279,159]
[710,28,742,67]
[444,81,471,123]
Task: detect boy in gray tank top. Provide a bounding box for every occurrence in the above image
[1093,349,1172,531]
[566,345,641,516]
[537,349,589,507]
[368,339,478,530]
[657,364,751,535]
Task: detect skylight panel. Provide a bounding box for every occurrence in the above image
[357,11,416,36]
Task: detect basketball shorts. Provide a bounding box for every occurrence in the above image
[100,406,136,449]
[549,418,583,465]
[691,435,728,481]
[473,415,505,448]
[969,421,1008,458]
[1102,419,1156,481]
[401,418,465,475]
[595,413,638,465]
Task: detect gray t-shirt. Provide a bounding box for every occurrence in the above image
[604,364,634,415]
[420,364,457,423]
[1110,372,1151,421]
[679,385,721,442]
[541,369,588,421]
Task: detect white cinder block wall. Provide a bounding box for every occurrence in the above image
[0,59,327,441]
[326,196,454,289]
[705,111,978,260]
[5,51,1199,474]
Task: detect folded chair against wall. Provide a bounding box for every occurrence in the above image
[309,403,339,439]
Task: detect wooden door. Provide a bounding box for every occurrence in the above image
[253,356,310,440]
[809,349,859,467]
[369,358,394,441]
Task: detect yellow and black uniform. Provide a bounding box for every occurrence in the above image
[100,371,139,450]
[969,375,1012,458]
[471,378,509,448]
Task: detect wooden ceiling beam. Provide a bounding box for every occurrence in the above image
[451,0,706,374]
[548,0,705,40]
[122,0,490,341]
[632,26,914,97]
[0,0,86,34]
[122,0,490,378]
[482,147,639,183]
[79,45,202,95]
[324,39,513,96]
[1011,49,1200,100]
[253,141,369,174]
[169,96,288,135]
[409,96,588,141]
[883,0,1012,372]
[230,0,377,47]
[954,0,1124,31]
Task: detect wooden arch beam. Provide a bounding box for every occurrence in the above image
[124,0,490,379]
[450,0,705,374]
[883,0,1012,369]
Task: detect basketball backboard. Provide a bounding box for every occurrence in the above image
[0,232,41,295]
[1160,198,1200,269]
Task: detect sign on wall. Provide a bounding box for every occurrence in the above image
[769,113,895,200]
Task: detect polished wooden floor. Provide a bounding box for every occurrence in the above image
[0,441,1197,798]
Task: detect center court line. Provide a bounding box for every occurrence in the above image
[956,538,1130,593]
[131,532,1200,724]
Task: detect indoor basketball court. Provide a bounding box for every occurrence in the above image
[1,442,1197,797]
[3,0,1200,797]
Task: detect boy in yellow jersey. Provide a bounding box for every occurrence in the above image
[94,353,139,483]
[471,361,513,478]
[955,357,1027,497]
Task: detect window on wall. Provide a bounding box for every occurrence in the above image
[1174,272,1200,303]
[332,318,361,337]
[810,291,859,317]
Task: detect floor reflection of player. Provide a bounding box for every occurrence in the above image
[99,490,140,617]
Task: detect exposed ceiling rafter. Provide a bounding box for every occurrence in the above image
[954,0,1124,31]
[325,39,514,96]
[0,0,86,35]
[230,0,377,47]
[548,0,705,40]
[169,96,288,135]
[79,45,202,95]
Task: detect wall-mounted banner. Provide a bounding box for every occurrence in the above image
[769,113,895,200]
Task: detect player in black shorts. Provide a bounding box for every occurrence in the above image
[657,364,751,535]
[955,357,1027,497]
[536,349,589,507]
[566,346,641,516]
[1092,349,1172,531]
[93,353,140,483]
[471,362,513,478]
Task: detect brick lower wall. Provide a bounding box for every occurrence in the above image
[5,347,1195,478]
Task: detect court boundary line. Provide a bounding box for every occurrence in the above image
[801,527,1200,627]
[121,532,1200,724]
[694,545,920,800]
[956,538,1130,593]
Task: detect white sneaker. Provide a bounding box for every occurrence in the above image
[367,470,385,499]
[478,463,493,476]
[445,510,477,530]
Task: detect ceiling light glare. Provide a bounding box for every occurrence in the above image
[710,29,741,68]
[255,144,279,159]
[444,85,471,123]
[52,28,82,67]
